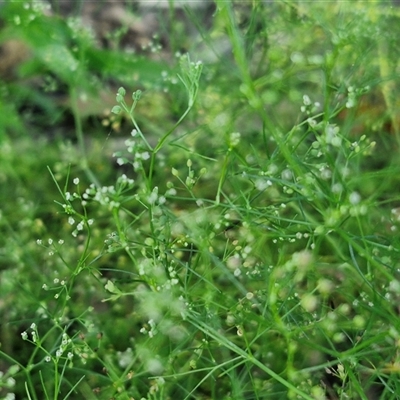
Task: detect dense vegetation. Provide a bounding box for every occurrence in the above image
[1,1,400,399]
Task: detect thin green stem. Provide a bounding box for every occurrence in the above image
[70,88,101,187]
[216,149,231,205]
[186,314,315,400]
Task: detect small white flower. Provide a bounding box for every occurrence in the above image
[281,169,293,181]
[21,331,28,340]
[349,191,361,205]
[147,188,159,205]
[73,178,80,185]
[166,188,177,196]
[307,118,317,127]
[303,94,312,105]
[255,179,271,191]
[68,217,75,225]
[229,132,241,147]
[158,196,166,205]
[45,356,51,362]
[30,323,36,330]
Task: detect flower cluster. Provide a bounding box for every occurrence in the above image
[36,237,65,256]
[114,129,151,171]
[21,324,74,364]
[82,174,134,211]
[300,94,320,115]
[21,323,39,344]
[0,364,18,400]
[140,319,158,338]
[53,333,74,362]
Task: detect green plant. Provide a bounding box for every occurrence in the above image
[1,1,400,399]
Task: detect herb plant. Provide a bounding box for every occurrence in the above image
[1,1,400,399]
